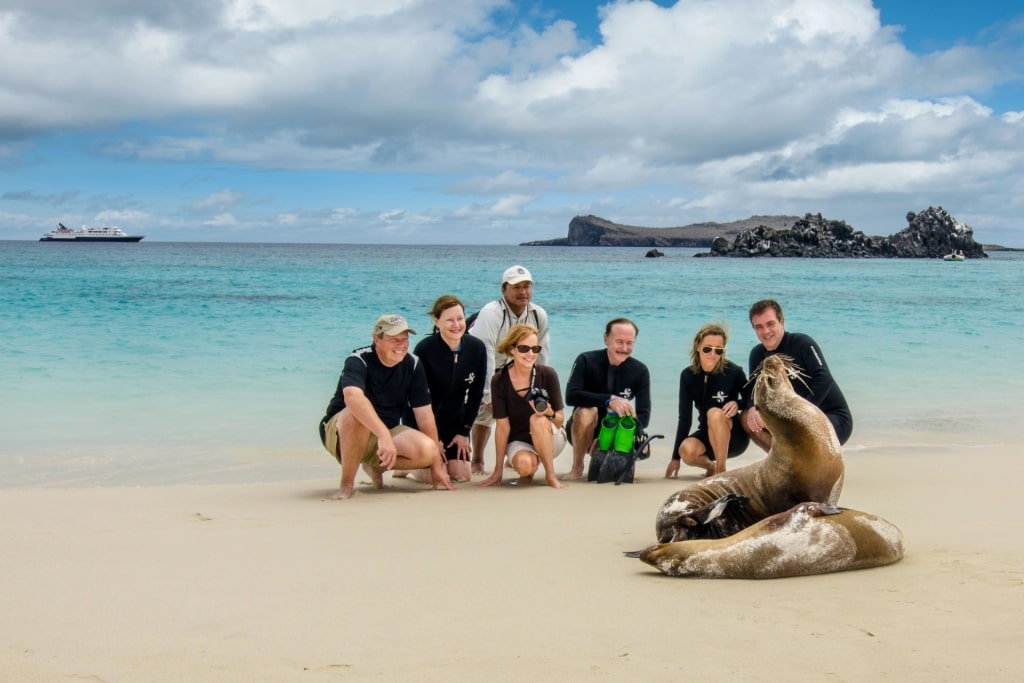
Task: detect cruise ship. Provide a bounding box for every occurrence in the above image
[40,223,145,242]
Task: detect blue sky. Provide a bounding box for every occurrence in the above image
[1,0,1022,245]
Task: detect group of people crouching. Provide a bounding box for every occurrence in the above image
[319,265,852,499]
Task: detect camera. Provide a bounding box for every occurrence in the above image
[527,387,549,413]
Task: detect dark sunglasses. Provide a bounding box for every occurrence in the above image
[701,345,725,356]
[516,344,542,354]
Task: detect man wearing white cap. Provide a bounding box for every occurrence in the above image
[319,314,456,499]
[467,265,551,473]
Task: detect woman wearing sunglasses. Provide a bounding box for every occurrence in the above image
[666,323,750,479]
[479,324,566,488]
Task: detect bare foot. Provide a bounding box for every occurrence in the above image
[559,468,584,481]
[330,486,356,500]
[471,461,486,475]
[703,465,716,479]
[362,463,384,489]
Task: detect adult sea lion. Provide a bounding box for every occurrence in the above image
[631,502,904,579]
[654,354,845,543]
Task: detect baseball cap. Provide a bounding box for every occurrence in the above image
[373,314,416,336]
[502,265,533,285]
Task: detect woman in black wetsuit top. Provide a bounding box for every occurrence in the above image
[404,295,487,483]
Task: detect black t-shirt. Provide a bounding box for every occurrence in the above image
[322,346,431,428]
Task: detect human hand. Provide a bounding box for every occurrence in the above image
[722,401,739,419]
[449,434,470,460]
[609,396,633,417]
[744,407,765,432]
[377,437,398,470]
[478,472,502,487]
[432,468,457,491]
[664,459,680,478]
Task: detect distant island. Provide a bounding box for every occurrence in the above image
[523,207,993,258]
[521,214,800,248]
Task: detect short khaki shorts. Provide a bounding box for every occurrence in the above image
[322,412,410,466]
[505,424,567,462]
[473,402,494,427]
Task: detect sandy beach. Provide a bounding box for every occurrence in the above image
[2,443,1022,682]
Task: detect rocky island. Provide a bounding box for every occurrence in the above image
[521,214,800,247]
[524,207,987,258]
[705,206,986,258]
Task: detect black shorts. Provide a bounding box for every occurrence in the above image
[689,419,749,458]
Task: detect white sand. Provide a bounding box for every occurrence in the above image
[2,444,1022,681]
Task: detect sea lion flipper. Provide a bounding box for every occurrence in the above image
[703,493,748,523]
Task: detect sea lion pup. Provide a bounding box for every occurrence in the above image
[630,502,904,579]
[654,354,845,543]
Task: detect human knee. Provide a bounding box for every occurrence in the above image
[678,440,706,466]
[707,407,730,429]
[573,407,597,435]
[529,412,553,437]
[510,450,538,475]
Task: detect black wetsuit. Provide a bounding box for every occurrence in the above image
[747,331,853,445]
[564,350,652,439]
[404,333,487,461]
[672,361,750,458]
[319,346,430,444]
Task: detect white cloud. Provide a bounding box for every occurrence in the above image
[192,190,246,210]
[94,209,150,224]
[204,213,239,226]
[0,0,1022,244]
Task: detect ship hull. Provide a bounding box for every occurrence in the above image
[40,236,144,242]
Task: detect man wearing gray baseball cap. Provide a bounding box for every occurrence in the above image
[319,314,456,499]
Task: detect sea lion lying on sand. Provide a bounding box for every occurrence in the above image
[629,502,904,579]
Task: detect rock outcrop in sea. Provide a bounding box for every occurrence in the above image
[521,214,800,247]
[702,207,987,258]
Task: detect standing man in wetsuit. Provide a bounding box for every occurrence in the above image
[562,317,651,480]
[467,265,551,474]
[742,299,853,451]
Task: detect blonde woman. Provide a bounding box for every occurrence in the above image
[666,323,750,479]
[479,324,566,488]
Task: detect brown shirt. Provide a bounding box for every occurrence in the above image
[491,363,563,444]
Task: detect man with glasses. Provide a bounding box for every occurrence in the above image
[467,265,551,474]
[319,314,456,499]
[743,299,852,451]
[562,317,651,480]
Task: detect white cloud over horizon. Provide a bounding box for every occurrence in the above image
[1,0,1023,245]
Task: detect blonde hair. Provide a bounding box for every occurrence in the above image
[496,324,540,355]
[689,323,729,373]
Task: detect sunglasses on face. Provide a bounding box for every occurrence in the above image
[515,344,542,354]
[701,345,725,356]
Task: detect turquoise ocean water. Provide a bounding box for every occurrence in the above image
[2,240,1021,487]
